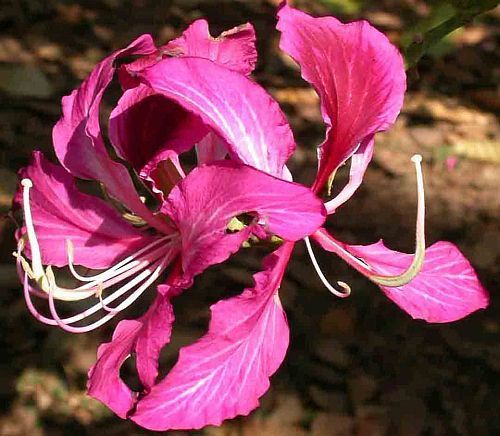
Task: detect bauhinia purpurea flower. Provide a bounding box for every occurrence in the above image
[14,1,488,431]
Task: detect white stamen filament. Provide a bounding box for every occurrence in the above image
[17,177,178,332]
[304,236,351,298]
[310,154,427,292]
[22,256,169,333]
[66,234,173,283]
[47,258,168,333]
[21,179,45,280]
[368,154,426,287]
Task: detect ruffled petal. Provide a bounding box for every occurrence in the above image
[277,4,406,192]
[313,230,489,323]
[87,287,176,418]
[52,35,171,233]
[87,319,140,418]
[131,243,293,430]
[138,57,295,177]
[110,20,257,187]
[120,19,257,89]
[162,161,325,280]
[164,20,257,76]
[17,152,151,269]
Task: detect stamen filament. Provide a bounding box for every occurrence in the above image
[304,236,351,298]
[47,258,167,333]
[312,155,427,289]
[20,179,45,280]
[32,243,170,302]
[369,154,425,287]
[66,234,174,282]
[23,254,170,332]
[18,177,178,304]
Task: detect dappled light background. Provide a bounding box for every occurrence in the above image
[0,0,498,434]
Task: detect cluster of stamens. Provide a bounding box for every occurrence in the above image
[15,179,177,333]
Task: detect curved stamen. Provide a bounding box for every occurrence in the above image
[66,235,174,282]
[18,177,178,302]
[47,258,168,333]
[24,255,170,332]
[23,241,171,303]
[20,179,45,281]
[304,236,351,298]
[313,155,427,288]
[18,177,180,333]
[26,243,176,327]
[368,154,426,287]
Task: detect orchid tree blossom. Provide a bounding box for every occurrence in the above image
[14,1,488,432]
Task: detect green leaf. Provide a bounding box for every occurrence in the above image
[403,0,499,68]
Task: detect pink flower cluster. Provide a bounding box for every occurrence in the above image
[14,2,488,431]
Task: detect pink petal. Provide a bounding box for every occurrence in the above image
[162,161,325,279]
[314,230,489,323]
[164,20,257,76]
[52,35,171,233]
[134,292,175,390]
[109,84,208,177]
[88,290,175,418]
[138,57,295,177]
[113,20,255,177]
[277,4,406,192]
[120,19,257,89]
[131,243,294,430]
[87,319,141,418]
[17,152,151,269]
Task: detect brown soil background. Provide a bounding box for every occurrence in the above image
[0,1,498,435]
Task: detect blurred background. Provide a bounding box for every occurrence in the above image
[0,0,498,434]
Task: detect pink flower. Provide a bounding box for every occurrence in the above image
[14,2,488,431]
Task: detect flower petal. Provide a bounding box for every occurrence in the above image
[164,20,257,76]
[277,4,406,192]
[87,319,140,418]
[138,57,295,177]
[52,35,170,233]
[17,152,151,269]
[109,84,208,176]
[87,289,176,418]
[131,243,293,430]
[111,18,256,182]
[313,230,489,323]
[120,19,257,89]
[162,161,325,279]
[112,20,255,179]
[134,291,176,390]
